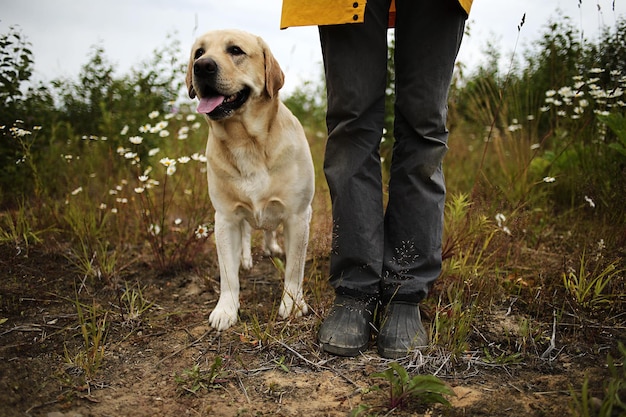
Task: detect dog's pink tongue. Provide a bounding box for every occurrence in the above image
[197,96,225,114]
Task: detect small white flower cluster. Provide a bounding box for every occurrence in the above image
[542,69,625,120]
[65,110,212,246]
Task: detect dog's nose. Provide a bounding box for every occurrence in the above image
[194,57,218,75]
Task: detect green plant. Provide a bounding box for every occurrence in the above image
[371,362,455,411]
[563,252,623,310]
[175,357,226,395]
[430,291,474,358]
[569,343,626,416]
[0,200,45,250]
[62,200,119,287]
[64,298,108,381]
[118,281,154,324]
[599,112,626,158]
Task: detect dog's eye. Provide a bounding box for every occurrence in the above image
[194,48,205,60]
[227,45,245,56]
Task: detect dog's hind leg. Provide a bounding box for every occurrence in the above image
[278,205,312,319]
[240,220,253,270]
[209,212,242,330]
[262,230,283,257]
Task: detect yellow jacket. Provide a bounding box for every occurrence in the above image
[281,0,472,29]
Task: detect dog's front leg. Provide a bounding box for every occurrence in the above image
[209,211,242,330]
[278,205,312,319]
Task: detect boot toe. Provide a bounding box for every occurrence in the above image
[318,294,377,356]
[377,302,428,359]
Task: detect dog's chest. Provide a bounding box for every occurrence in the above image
[229,149,285,230]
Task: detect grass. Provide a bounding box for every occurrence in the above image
[63,298,109,384]
[563,251,624,310]
[0,201,46,251]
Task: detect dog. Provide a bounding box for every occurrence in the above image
[186,29,315,331]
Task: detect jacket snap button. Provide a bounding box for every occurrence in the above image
[353,14,358,20]
[353,2,358,7]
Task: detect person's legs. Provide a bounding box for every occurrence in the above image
[318,0,390,356]
[378,0,466,358]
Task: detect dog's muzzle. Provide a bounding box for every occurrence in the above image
[193,57,250,120]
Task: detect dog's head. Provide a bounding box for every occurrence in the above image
[186,29,284,121]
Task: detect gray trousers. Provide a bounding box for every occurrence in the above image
[319,0,466,303]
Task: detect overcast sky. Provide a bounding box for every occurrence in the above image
[2,0,625,97]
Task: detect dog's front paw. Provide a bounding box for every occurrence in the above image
[278,293,308,319]
[209,300,239,330]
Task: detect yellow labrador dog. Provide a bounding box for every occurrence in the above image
[186,30,315,331]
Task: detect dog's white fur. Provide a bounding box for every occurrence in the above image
[186,29,315,330]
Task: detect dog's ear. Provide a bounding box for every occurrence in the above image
[259,37,284,99]
[186,51,196,99]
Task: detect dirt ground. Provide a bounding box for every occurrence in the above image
[0,242,622,417]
